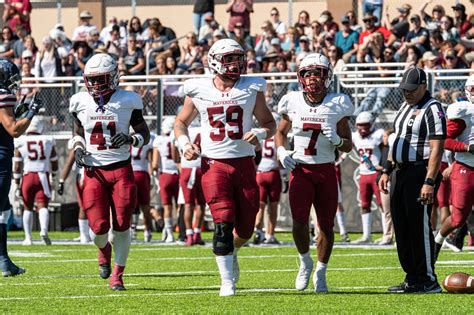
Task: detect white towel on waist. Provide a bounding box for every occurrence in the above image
[38,172,51,198]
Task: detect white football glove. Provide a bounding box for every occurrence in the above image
[321,124,342,147]
[277,146,297,170]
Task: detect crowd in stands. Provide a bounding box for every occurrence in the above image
[1,0,473,115]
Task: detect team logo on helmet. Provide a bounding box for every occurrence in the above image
[83,54,119,109]
[208,39,247,80]
[297,53,333,94]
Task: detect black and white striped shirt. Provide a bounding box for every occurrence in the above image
[392,92,446,163]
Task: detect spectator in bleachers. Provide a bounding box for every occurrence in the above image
[319,11,339,35]
[72,11,98,42]
[327,45,345,72]
[179,32,203,69]
[20,50,34,75]
[119,34,145,76]
[296,35,311,54]
[188,61,205,75]
[20,61,36,101]
[452,3,471,37]
[12,25,27,65]
[226,0,253,37]
[0,26,16,60]
[50,27,72,52]
[104,24,124,60]
[428,29,444,56]
[255,20,275,61]
[232,22,252,51]
[23,35,37,63]
[359,13,392,47]
[87,29,104,50]
[144,18,179,59]
[401,14,430,55]
[362,0,383,26]
[71,40,92,76]
[281,26,299,53]
[310,20,324,45]
[435,48,468,104]
[380,45,397,64]
[346,10,362,33]
[198,13,225,43]
[440,16,460,42]
[34,36,63,79]
[128,17,144,48]
[295,10,311,37]
[404,46,422,69]
[270,7,287,41]
[144,20,168,56]
[420,51,439,71]
[3,0,32,34]
[335,15,359,63]
[166,56,180,75]
[357,31,384,63]
[212,29,227,44]
[382,4,410,47]
[100,16,127,47]
[193,0,214,35]
[420,1,445,32]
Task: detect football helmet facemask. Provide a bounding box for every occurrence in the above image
[297,53,333,94]
[84,53,119,99]
[208,39,247,80]
[0,58,21,94]
[465,75,474,104]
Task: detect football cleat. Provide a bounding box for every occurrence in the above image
[378,237,393,246]
[313,268,328,293]
[387,282,409,293]
[165,233,175,243]
[22,238,33,246]
[263,236,280,245]
[184,235,193,247]
[340,233,350,243]
[433,242,442,263]
[193,233,205,245]
[144,230,152,243]
[233,254,240,284]
[98,242,112,279]
[219,280,236,297]
[109,265,126,291]
[161,229,168,242]
[443,237,462,253]
[1,257,26,277]
[352,236,372,244]
[73,236,82,242]
[41,234,52,246]
[253,231,264,245]
[295,257,314,290]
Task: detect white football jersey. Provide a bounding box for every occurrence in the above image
[446,101,474,167]
[183,76,266,159]
[69,90,143,167]
[15,135,55,173]
[258,137,279,171]
[352,128,384,175]
[278,91,354,164]
[153,134,179,174]
[172,126,202,169]
[131,132,155,172]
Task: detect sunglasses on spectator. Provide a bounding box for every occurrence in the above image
[410,19,420,23]
[271,12,278,16]
[363,19,374,23]
[22,57,32,60]
[328,48,337,52]
[2,31,11,35]
[311,25,320,29]
[132,21,140,25]
[187,36,196,39]
[445,56,456,60]
[384,50,393,55]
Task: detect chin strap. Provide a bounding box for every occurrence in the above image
[96,94,106,113]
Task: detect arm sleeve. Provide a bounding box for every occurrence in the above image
[426,102,447,140]
[445,119,468,152]
[130,109,145,127]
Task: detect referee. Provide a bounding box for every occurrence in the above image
[378,66,446,293]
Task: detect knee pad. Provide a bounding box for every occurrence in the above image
[90,230,109,248]
[212,222,234,256]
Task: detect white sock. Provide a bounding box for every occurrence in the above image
[144,229,151,238]
[164,217,173,233]
[316,261,327,279]
[194,227,202,233]
[78,219,90,240]
[336,211,347,235]
[186,228,193,236]
[112,229,131,266]
[89,230,109,249]
[215,255,233,283]
[23,210,33,240]
[435,232,446,245]
[361,212,372,239]
[132,214,140,225]
[265,233,273,240]
[39,208,49,236]
[299,251,312,265]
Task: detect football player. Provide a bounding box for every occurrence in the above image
[152,116,179,243]
[131,130,155,242]
[13,116,58,245]
[0,57,42,276]
[351,111,384,244]
[57,138,90,244]
[254,112,282,245]
[434,75,474,262]
[173,118,206,246]
[275,53,354,292]
[174,39,276,296]
[69,53,150,290]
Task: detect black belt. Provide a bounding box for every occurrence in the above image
[395,160,428,169]
[88,158,131,171]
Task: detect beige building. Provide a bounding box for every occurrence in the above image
[5,0,473,42]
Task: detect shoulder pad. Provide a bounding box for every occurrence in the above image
[446,101,471,120]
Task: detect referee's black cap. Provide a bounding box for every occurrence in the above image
[399,66,427,91]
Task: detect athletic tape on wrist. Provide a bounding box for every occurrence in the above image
[72,135,86,151]
[177,135,191,150]
[13,173,22,179]
[132,133,145,148]
[251,128,267,141]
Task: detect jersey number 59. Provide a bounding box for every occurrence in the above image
[207,106,243,141]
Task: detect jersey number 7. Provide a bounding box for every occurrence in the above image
[303,123,321,156]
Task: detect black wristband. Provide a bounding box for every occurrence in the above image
[382,160,394,175]
[424,178,435,186]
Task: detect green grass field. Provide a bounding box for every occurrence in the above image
[2,231,473,314]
